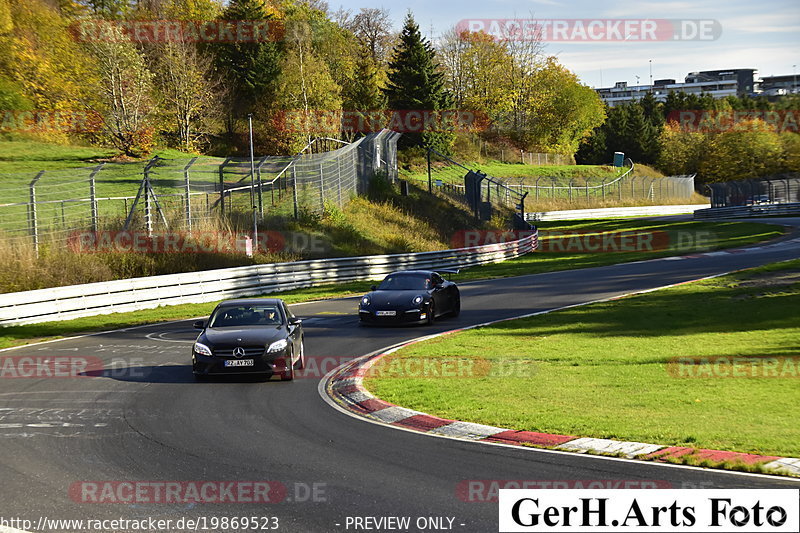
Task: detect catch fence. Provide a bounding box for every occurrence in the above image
[405,149,695,215]
[706,174,800,208]
[0,130,401,251]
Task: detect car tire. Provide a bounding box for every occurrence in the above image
[281,351,295,381]
[426,301,435,325]
[295,339,305,370]
[451,297,461,317]
[193,372,207,382]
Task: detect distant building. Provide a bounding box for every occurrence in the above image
[758,74,800,96]
[596,68,756,107]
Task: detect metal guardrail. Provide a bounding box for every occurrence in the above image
[526,204,710,221]
[693,203,800,220]
[0,233,537,326]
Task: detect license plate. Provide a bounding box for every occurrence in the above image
[224,359,254,367]
[375,310,397,316]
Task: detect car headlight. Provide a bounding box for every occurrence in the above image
[361,296,370,306]
[412,295,423,305]
[193,342,213,356]
[267,339,288,353]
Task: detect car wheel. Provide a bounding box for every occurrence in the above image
[426,301,435,325]
[295,339,305,370]
[193,372,207,382]
[281,351,295,381]
[451,297,461,317]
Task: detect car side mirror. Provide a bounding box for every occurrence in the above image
[290,318,302,326]
[370,285,377,291]
[193,320,205,329]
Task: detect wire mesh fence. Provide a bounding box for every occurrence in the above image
[707,174,800,208]
[403,148,696,217]
[0,130,401,251]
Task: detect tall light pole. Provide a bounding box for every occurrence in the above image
[248,113,258,254]
[649,59,653,90]
[794,64,797,94]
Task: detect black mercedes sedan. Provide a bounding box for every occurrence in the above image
[358,270,460,325]
[191,298,304,381]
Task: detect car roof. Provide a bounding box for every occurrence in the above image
[386,270,436,276]
[216,298,283,307]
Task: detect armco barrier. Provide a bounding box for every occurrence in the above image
[526,204,708,221]
[0,233,537,326]
[693,203,800,220]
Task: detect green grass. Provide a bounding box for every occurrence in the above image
[454,219,785,281]
[402,160,666,186]
[365,259,800,458]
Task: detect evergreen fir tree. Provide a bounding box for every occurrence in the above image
[383,12,454,152]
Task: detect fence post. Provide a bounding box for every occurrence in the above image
[29,171,44,255]
[427,148,432,193]
[585,178,590,203]
[601,178,606,200]
[89,163,104,233]
[144,162,153,237]
[336,156,343,207]
[630,176,636,199]
[218,159,226,217]
[568,179,573,202]
[319,161,325,212]
[292,165,299,219]
[183,157,198,234]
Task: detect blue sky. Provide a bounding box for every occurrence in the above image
[331,0,800,88]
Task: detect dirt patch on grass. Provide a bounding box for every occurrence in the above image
[738,269,800,289]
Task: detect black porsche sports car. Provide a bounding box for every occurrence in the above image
[358,270,460,325]
[191,298,304,381]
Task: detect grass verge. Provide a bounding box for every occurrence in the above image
[0,219,787,352]
[364,259,800,458]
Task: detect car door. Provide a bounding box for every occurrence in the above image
[282,302,302,363]
[430,273,447,316]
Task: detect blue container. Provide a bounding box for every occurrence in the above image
[613,152,625,167]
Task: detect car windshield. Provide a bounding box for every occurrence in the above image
[377,274,431,291]
[208,305,283,328]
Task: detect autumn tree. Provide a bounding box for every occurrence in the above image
[83,25,155,155]
[154,40,222,151]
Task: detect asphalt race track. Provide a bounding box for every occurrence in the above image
[1,218,799,532]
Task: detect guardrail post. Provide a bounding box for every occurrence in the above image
[29,171,44,256]
[89,163,104,233]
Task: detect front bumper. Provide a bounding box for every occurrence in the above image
[358,307,428,325]
[192,351,290,376]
